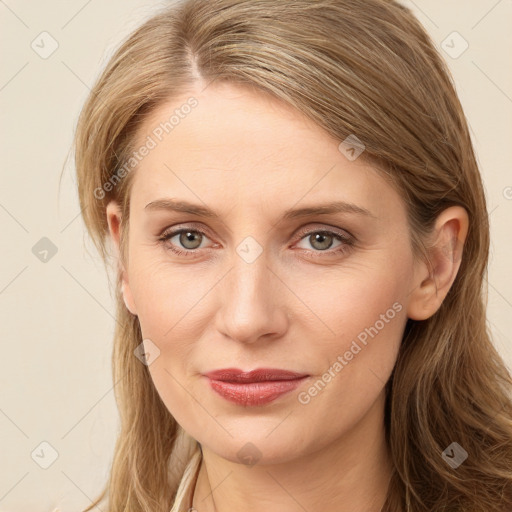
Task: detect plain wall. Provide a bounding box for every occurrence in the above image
[0,1,511,510]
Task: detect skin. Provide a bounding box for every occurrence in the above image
[106,81,468,512]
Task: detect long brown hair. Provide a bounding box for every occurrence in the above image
[71,1,512,510]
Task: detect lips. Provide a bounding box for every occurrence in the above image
[203,368,309,406]
[204,368,308,382]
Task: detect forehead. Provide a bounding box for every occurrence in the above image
[127,82,403,223]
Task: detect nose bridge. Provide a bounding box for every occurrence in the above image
[216,243,287,343]
[227,247,274,316]
[223,217,274,303]
[230,248,270,302]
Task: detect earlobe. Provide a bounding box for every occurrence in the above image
[121,280,138,316]
[406,206,469,321]
[106,201,138,316]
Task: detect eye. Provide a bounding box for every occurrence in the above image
[293,227,354,258]
[158,227,212,256]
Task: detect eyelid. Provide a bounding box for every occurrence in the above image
[158,222,213,239]
[292,223,354,243]
[158,222,353,241]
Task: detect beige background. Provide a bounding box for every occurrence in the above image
[0,1,511,510]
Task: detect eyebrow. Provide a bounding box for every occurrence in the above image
[144,198,376,219]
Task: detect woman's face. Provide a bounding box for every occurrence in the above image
[108,82,420,464]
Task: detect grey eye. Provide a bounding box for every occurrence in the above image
[308,232,335,251]
[178,231,204,250]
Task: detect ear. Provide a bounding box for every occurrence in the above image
[406,206,469,321]
[106,201,138,316]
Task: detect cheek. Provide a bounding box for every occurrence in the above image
[291,277,406,445]
[295,254,410,401]
[128,253,214,339]
[313,282,405,382]
[299,255,409,344]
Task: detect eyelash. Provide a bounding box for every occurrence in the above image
[158,224,355,259]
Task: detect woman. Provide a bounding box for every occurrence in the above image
[72,0,512,510]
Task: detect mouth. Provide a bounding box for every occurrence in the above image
[203,368,310,406]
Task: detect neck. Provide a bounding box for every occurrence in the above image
[192,389,392,512]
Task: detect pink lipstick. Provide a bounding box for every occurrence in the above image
[204,368,309,406]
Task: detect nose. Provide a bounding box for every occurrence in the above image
[214,252,290,345]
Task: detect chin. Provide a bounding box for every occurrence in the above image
[200,430,311,467]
